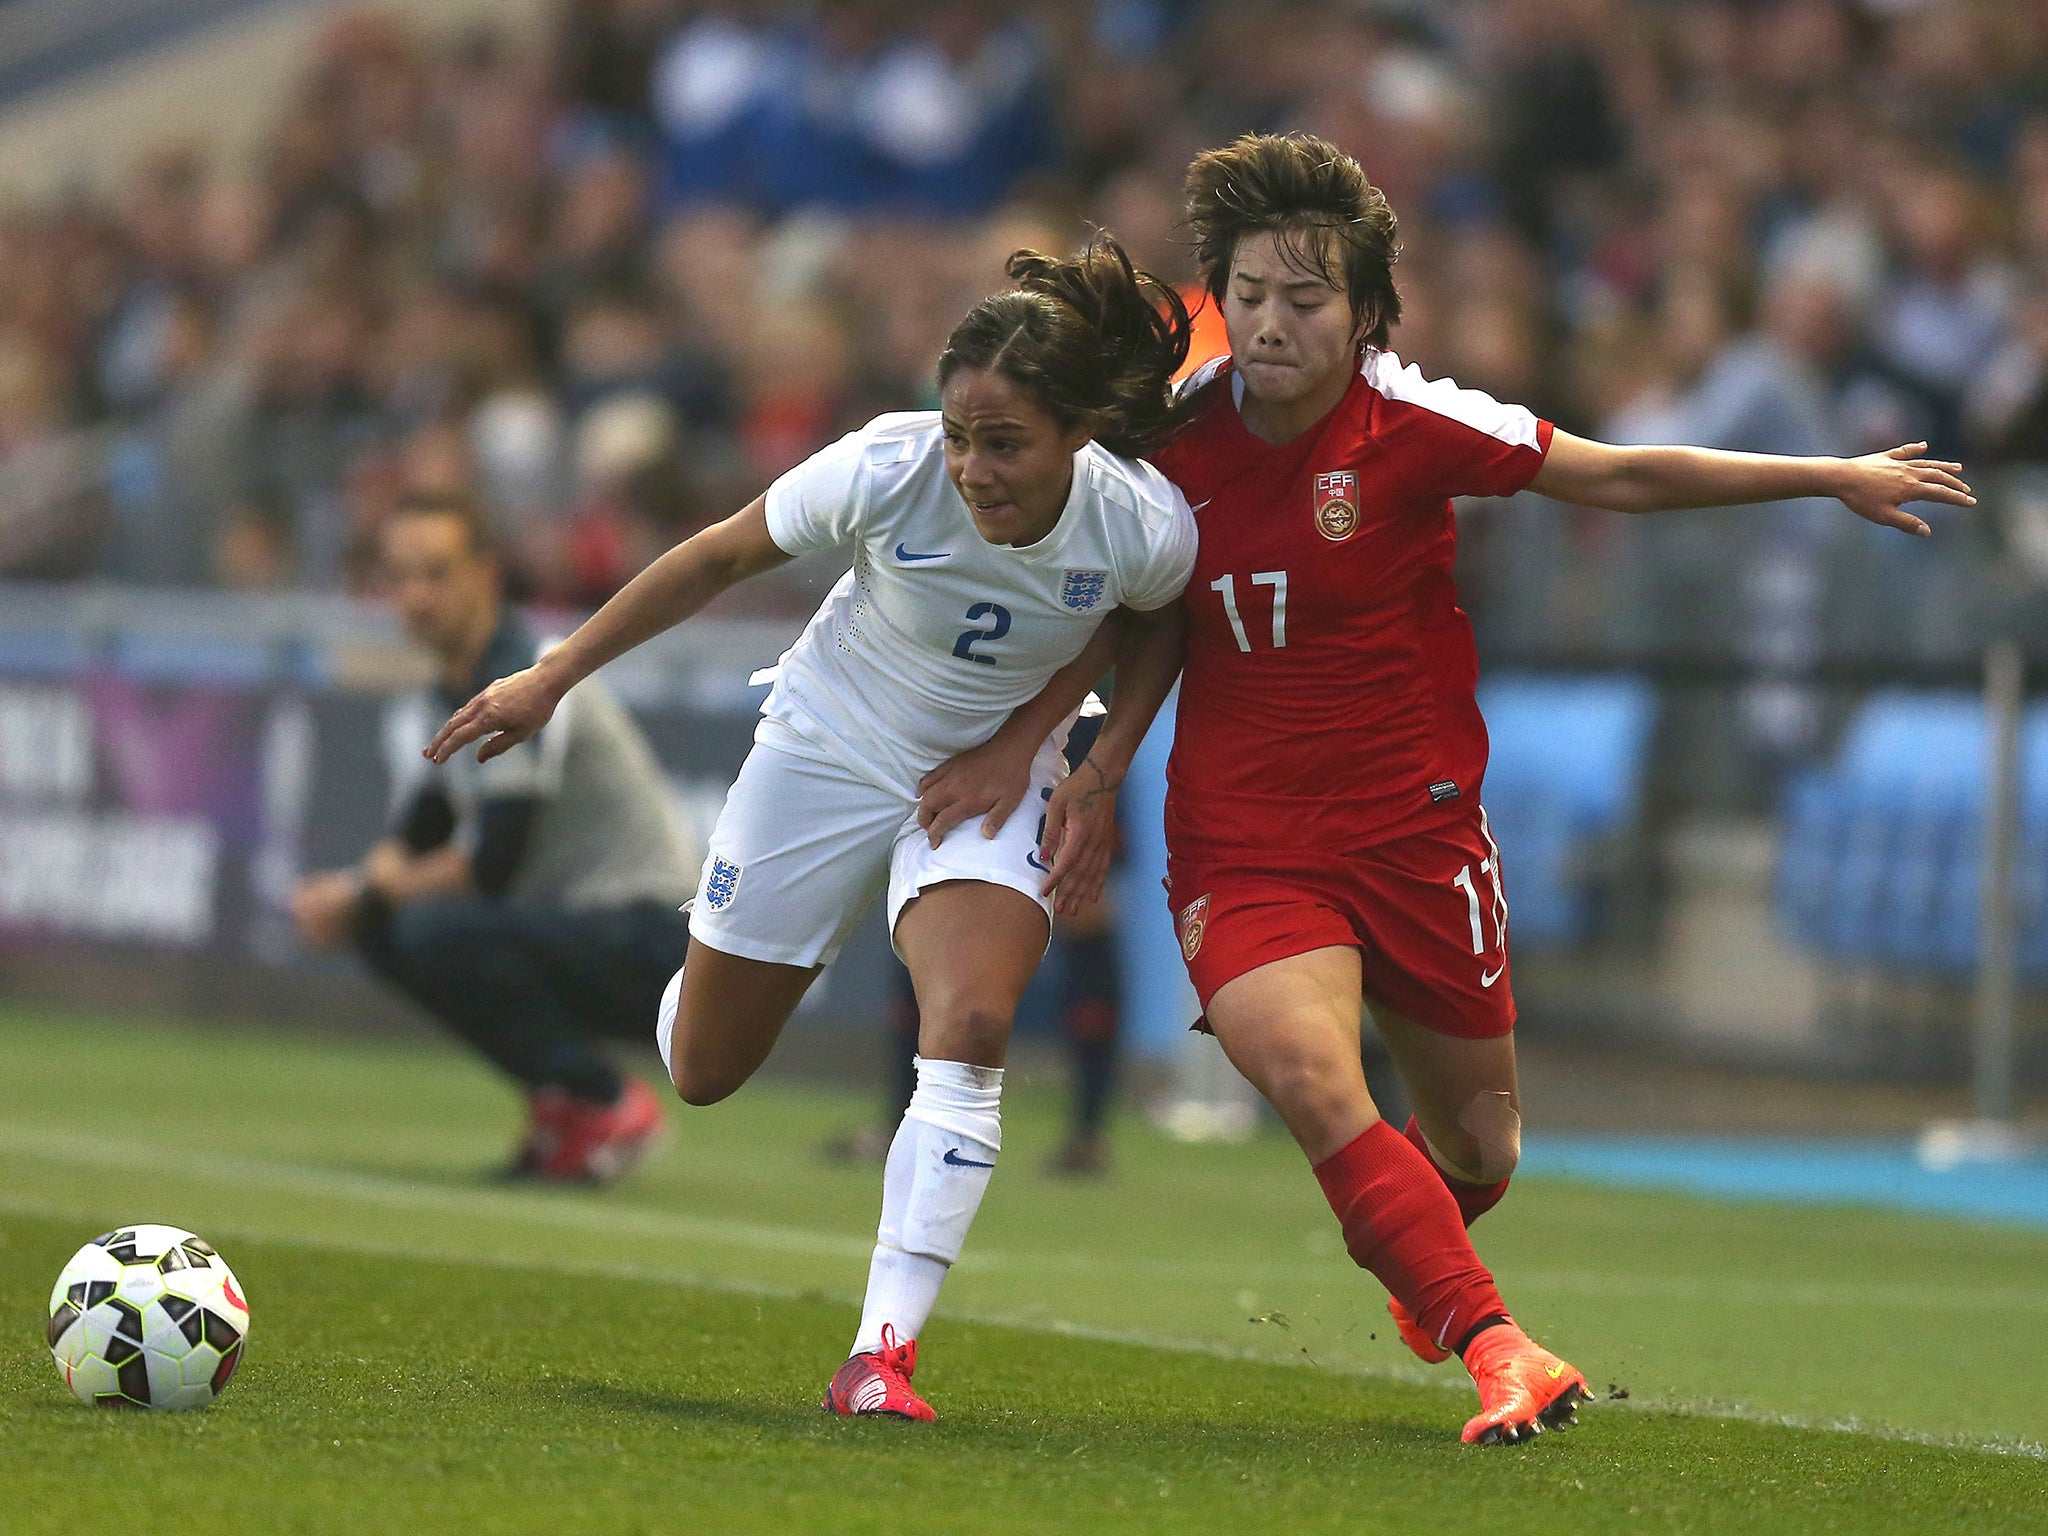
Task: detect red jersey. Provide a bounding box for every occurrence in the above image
[1152,351,1552,859]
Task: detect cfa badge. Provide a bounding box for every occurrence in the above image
[1177,893,1211,962]
[1313,470,1360,541]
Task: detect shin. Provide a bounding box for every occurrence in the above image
[850,878,1041,1356]
[853,1056,1004,1354]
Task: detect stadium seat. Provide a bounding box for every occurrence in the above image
[1774,691,2048,976]
[1477,675,1657,949]
[1832,695,1987,801]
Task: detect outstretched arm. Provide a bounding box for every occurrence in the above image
[1529,433,1974,535]
[427,496,789,764]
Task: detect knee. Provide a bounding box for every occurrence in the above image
[671,1067,738,1108]
[1426,1092,1522,1185]
[668,1041,745,1107]
[1435,1137,1518,1187]
[666,1003,753,1105]
[919,1003,1013,1066]
[379,898,499,963]
[1256,1042,1369,1137]
[1468,1096,1522,1184]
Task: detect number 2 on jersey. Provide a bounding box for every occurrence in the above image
[953,602,1012,664]
[1211,571,1287,651]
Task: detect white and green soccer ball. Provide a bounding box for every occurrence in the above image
[46,1225,249,1410]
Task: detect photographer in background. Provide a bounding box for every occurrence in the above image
[291,493,696,1184]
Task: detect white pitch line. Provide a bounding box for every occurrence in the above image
[2,1127,2046,1460]
[0,1187,2040,1462]
[0,1122,875,1262]
[1,1121,2044,1316]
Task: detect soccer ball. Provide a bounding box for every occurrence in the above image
[46,1225,249,1410]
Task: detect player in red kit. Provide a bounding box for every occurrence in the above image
[916,134,1974,1445]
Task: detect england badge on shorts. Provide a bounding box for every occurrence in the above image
[1061,569,1109,611]
[704,856,742,912]
[1177,894,1210,962]
[1313,470,1360,541]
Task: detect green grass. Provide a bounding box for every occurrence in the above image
[0,1004,2043,1534]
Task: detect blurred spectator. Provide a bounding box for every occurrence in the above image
[0,341,100,578]
[556,0,675,133]
[0,0,2040,696]
[524,390,698,605]
[1870,161,2014,451]
[291,492,693,1182]
[532,148,654,326]
[652,2,1055,217]
[1969,293,2048,460]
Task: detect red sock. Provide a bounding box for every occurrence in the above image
[1313,1120,1507,1355]
[1402,1116,1510,1227]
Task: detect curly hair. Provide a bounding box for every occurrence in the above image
[1183,132,1402,349]
[936,233,1194,459]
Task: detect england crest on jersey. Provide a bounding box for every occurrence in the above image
[704,856,742,912]
[1061,569,1110,611]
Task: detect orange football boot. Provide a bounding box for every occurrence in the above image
[821,1326,935,1421]
[1387,1295,1452,1364]
[1460,1322,1592,1445]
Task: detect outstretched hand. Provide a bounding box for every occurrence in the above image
[425,664,563,765]
[1836,443,1973,536]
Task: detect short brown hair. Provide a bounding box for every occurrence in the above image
[1184,133,1402,349]
[386,492,497,557]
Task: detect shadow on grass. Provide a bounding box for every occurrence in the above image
[302,1153,544,1191]
[551,1375,1453,1462]
[558,1379,847,1434]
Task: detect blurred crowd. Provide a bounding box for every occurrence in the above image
[2,0,2047,655]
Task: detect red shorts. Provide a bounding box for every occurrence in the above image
[1166,806,1515,1040]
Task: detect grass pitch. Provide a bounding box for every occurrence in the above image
[0,1005,2043,1534]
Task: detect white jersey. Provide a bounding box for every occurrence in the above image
[758,411,1196,794]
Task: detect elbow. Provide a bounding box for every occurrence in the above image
[690,547,740,591]
[1559,445,1664,514]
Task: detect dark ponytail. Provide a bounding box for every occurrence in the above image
[936,233,1194,460]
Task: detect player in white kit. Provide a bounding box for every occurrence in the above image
[427,238,1197,1419]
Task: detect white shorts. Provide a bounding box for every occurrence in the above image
[686,738,1064,968]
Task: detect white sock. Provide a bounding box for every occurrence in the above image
[655,966,683,1082]
[851,1056,1003,1356]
